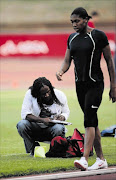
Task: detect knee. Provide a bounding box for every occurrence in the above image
[52,124,65,137]
[16,120,29,134]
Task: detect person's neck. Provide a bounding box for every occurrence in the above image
[79,26,87,35]
[87,26,94,33]
[79,26,93,35]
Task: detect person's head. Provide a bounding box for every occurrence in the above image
[91,11,99,23]
[30,77,62,107]
[70,7,91,33]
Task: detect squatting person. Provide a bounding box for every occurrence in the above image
[17,77,70,156]
[56,7,116,170]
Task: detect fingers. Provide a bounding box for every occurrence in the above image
[109,96,116,103]
[56,115,65,121]
[109,88,116,103]
[112,97,116,103]
[56,71,63,81]
[109,95,116,103]
[53,115,58,120]
[53,115,60,120]
[43,117,51,123]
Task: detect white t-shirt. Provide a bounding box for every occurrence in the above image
[21,88,70,128]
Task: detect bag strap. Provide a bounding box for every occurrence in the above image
[75,128,84,141]
[67,139,82,156]
[71,128,84,142]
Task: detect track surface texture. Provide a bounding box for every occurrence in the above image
[1,57,110,90]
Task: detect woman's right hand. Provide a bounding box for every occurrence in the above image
[56,70,64,81]
[43,117,51,125]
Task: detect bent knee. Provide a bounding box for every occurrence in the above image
[52,124,65,137]
[16,120,30,133]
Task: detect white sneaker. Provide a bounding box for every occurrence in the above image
[88,157,108,171]
[74,157,88,171]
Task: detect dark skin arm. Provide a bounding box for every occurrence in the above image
[103,45,116,102]
[26,114,51,126]
[26,114,66,125]
[56,49,72,80]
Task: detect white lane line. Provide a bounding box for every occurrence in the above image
[1,168,116,180]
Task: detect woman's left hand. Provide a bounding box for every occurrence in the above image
[109,86,116,102]
[54,115,65,121]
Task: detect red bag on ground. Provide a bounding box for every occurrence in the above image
[45,128,94,158]
[66,128,93,157]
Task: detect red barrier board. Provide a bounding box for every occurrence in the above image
[0,32,115,57]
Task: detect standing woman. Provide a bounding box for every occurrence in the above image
[56,7,116,171]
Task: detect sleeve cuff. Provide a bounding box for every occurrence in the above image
[21,111,32,120]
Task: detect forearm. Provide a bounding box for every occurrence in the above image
[60,59,71,74]
[106,58,115,87]
[103,45,116,87]
[59,49,72,74]
[103,45,116,102]
[56,49,72,81]
[26,114,44,123]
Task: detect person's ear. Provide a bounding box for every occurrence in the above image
[85,17,88,23]
[84,18,88,24]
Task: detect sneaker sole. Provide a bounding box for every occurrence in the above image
[74,161,87,171]
[88,166,108,171]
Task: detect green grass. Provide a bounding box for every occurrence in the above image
[0,89,116,178]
